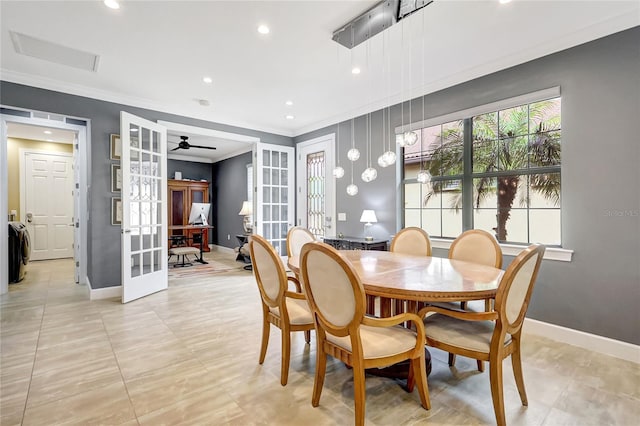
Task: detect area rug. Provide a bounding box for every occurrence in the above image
[168,260,241,279]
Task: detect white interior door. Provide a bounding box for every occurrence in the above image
[23,151,74,260]
[255,143,295,256]
[121,112,167,303]
[295,135,336,239]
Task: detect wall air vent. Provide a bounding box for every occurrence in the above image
[10,31,100,72]
[332,0,434,49]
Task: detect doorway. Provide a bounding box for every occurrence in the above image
[295,134,336,239]
[1,109,89,293]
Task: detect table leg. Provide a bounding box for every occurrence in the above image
[195,234,208,264]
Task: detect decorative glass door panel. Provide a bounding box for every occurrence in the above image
[121,112,167,303]
[256,143,294,256]
[306,151,325,237]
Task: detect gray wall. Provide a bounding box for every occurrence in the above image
[295,27,640,345]
[212,152,252,249]
[0,82,292,289]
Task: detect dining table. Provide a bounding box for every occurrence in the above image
[288,249,504,389]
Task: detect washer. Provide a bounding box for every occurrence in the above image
[8,222,30,283]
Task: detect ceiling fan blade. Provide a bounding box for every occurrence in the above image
[170,146,181,151]
[188,144,217,150]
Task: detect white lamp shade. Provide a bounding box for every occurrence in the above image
[359,210,377,224]
[238,201,252,216]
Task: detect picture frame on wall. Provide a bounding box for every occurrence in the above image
[111,197,122,226]
[110,134,121,160]
[111,164,122,192]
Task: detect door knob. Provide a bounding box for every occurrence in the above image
[26,212,33,223]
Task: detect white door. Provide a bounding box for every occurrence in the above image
[255,143,295,256]
[73,136,80,283]
[23,151,74,260]
[120,112,168,303]
[295,135,336,239]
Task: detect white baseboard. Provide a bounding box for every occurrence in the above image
[87,277,122,300]
[523,318,640,364]
[210,244,235,254]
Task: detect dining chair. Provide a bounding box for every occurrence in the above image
[300,241,430,426]
[448,229,503,371]
[286,226,316,258]
[419,244,545,426]
[249,234,314,386]
[390,227,432,256]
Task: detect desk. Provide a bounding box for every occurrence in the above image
[169,225,214,265]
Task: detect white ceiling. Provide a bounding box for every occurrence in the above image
[7,122,76,144]
[1,0,638,147]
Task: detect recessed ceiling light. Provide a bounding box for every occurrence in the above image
[43,130,52,134]
[257,25,270,35]
[285,100,293,106]
[46,139,53,142]
[198,99,211,107]
[286,115,295,120]
[104,0,120,10]
[352,67,361,75]
[203,76,212,84]
[499,0,512,4]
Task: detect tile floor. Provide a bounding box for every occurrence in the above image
[1,250,639,425]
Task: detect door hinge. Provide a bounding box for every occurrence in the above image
[75,222,79,228]
[76,183,79,189]
[75,261,80,267]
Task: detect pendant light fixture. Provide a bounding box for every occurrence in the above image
[361,33,377,183]
[347,25,360,163]
[378,21,396,168]
[416,11,431,185]
[346,118,359,196]
[403,18,418,147]
[333,44,345,179]
[333,121,345,178]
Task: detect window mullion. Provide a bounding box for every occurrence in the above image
[462,118,473,231]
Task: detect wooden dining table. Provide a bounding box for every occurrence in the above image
[288,250,504,317]
[288,250,504,388]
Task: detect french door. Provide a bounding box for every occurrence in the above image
[255,143,295,256]
[295,135,336,239]
[120,112,168,303]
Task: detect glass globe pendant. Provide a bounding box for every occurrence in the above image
[382,150,396,166]
[347,148,360,161]
[361,167,377,183]
[346,183,359,196]
[332,166,345,178]
[403,131,418,146]
[416,170,431,184]
[377,154,389,168]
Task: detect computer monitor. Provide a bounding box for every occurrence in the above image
[188,202,210,226]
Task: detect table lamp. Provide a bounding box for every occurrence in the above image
[360,209,377,241]
[239,201,253,234]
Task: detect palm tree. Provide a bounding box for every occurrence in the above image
[423,100,561,242]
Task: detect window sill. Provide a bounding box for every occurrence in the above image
[430,238,573,262]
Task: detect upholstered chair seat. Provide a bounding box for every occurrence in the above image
[424,314,512,353]
[326,324,418,360]
[269,298,314,325]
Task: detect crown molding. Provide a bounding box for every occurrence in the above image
[0,69,294,138]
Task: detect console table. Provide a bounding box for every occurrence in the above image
[323,236,388,251]
[236,234,252,270]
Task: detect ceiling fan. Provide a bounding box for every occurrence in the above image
[170,135,216,151]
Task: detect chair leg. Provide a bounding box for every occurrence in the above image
[259,317,270,364]
[511,339,528,406]
[411,357,431,410]
[489,355,506,426]
[281,328,291,386]
[304,330,311,344]
[477,360,485,372]
[448,353,456,366]
[353,364,366,426]
[312,347,327,407]
[406,358,415,392]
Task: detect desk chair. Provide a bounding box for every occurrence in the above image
[168,233,201,267]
